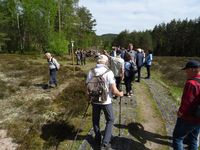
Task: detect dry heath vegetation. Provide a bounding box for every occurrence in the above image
[0,54,90,149]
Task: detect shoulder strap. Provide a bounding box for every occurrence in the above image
[51,57,57,68]
[189,78,200,83]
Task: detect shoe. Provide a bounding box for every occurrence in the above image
[49,84,56,88]
[101,143,111,150]
[113,96,117,99]
[145,77,150,79]
[129,91,133,96]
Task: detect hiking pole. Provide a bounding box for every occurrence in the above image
[119,96,122,137]
[69,102,90,150]
[118,83,123,137]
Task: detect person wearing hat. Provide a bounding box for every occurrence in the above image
[104,49,124,98]
[86,54,123,149]
[173,60,200,150]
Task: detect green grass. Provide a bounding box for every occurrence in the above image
[150,56,200,103]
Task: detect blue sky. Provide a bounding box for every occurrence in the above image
[79,0,200,35]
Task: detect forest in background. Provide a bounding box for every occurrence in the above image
[107,18,200,56]
[0,0,200,56]
[0,0,98,55]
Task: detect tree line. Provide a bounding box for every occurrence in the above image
[1,0,200,57]
[102,17,200,56]
[0,0,98,55]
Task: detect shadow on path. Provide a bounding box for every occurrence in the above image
[127,122,172,147]
[34,83,49,90]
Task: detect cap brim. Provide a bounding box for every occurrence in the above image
[181,67,187,70]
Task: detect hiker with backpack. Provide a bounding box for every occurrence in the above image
[173,60,200,150]
[125,43,137,82]
[86,54,123,149]
[124,53,135,97]
[44,52,60,88]
[104,49,124,99]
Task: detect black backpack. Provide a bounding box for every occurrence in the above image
[129,61,138,75]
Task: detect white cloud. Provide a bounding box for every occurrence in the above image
[79,0,200,35]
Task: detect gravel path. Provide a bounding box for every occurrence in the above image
[144,79,178,139]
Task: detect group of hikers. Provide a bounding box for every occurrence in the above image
[75,49,87,65]
[44,44,200,150]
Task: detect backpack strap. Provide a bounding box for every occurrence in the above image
[188,78,200,83]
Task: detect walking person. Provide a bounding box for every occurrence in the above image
[145,50,153,79]
[124,54,133,97]
[173,60,200,150]
[135,48,144,82]
[104,50,124,99]
[86,54,123,149]
[44,52,60,88]
[75,49,81,65]
[81,49,86,65]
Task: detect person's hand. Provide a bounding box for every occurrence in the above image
[177,111,182,117]
[119,91,123,97]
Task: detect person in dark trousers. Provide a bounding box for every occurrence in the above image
[86,55,123,149]
[173,60,200,150]
[145,50,153,79]
[135,48,144,82]
[75,49,81,65]
[81,49,86,65]
[124,53,133,97]
[44,52,60,88]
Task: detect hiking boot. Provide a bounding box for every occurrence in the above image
[101,143,111,150]
[49,84,56,88]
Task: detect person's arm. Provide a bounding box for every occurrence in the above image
[178,82,196,117]
[111,83,123,97]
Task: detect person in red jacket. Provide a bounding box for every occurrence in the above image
[173,60,200,150]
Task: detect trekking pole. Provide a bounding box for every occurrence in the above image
[118,83,123,137]
[118,96,122,137]
[69,102,90,150]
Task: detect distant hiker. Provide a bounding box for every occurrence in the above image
[86,54,123,149]
[144,50,153,79]
[135,48,144,82]
[104,50,124,99]
[173,60,200,150]
[124,53,134,97]
[125,43,137,82]
[110,46,117,57]
[81,49,86,65]
[75,49,81,65]
[44,52,60,88]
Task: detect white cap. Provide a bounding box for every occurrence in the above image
[137,48,142,53]
[97,54,108,63]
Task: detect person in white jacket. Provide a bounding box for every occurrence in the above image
[44,52,60,88]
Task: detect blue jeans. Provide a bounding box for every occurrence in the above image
[49,69,57,85]
[173,117,200,150]
[92,103,114,145]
